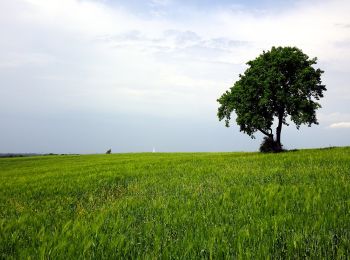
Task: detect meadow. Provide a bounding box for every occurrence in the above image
[0,147,349,259]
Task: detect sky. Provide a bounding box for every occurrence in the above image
[0,0,349,153]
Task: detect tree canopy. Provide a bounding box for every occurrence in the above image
[217,46,326,151]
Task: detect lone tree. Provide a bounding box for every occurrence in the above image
[217,46,326,152]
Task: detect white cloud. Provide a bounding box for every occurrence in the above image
[329,122,350,128]
[0,52,57,68]
[0,0,349,119]
[20,0,121,35]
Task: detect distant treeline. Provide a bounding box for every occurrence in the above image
[0,153,77,158]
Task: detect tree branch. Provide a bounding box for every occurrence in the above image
[258,128,273,138]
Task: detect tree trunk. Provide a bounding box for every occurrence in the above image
[275,111,284,151]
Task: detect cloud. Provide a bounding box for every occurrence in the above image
[0,52,57,68]
[335,23,350,28]
[1,0,350,118]
[150,0,172,7]
[329,122,350,128]
[0,0,350,152]
[95,29,251,67]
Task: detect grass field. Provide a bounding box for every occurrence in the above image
[1,147,349,258]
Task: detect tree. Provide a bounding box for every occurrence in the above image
[217,46,326,152]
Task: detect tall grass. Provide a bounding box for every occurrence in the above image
[1,147,349,258]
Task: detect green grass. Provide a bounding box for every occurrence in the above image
[1,147,349,259]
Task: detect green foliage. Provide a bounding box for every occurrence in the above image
[1,148,349,258]
[217,46,326,150]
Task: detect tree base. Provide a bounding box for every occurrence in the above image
[259,137,284,153]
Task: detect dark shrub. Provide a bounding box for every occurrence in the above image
[259,137,283,153]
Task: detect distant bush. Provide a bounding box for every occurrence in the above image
[320,146,337,150]
[259,137,284,153]
[106,149,112,154]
